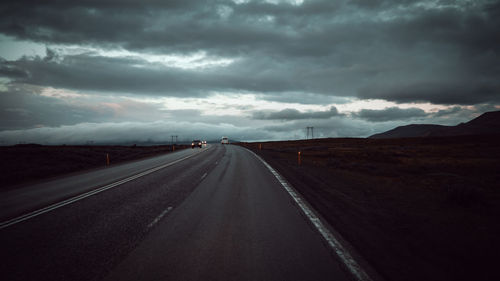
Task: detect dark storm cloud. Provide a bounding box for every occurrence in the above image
[1,49,311,96]
[259,92,349,105]
[0,83,168,130]
[1,0,500,104]
[357,77,500,105]
[430,104,499,123]
[0,58,28,79]
[252,106,340,120]
[2,52,203,96]
[355,107,427,122]
[0,85,106,130]
[433,106,463,118]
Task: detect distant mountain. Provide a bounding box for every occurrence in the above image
[369,111,500,139]
[369,124,449,138]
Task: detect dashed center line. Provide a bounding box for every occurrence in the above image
[201,172,208,180]
[147,206,173,229]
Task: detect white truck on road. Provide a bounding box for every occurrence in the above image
[221,137,229,144]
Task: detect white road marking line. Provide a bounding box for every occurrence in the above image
[248,150,373,281]
[0,149,209,230]
[201,172,208,180]
[147,206,173,229]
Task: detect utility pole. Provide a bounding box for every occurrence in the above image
[306,126,314,139]
[171,135,178,145]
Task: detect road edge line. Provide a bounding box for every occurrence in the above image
[248,149,374,281]
[0,148,209,230]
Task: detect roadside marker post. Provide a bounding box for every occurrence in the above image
[298,151,301,166]
[106,153,110,166]
[259,143,262,150]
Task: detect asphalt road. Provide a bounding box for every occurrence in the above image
[0,144,351,281]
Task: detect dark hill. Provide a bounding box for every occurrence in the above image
[370,110,500,138]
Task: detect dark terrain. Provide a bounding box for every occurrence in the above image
[0,144,187,189]
[238,135,500,281]
[2,132,499,281]
[370,110,500,138]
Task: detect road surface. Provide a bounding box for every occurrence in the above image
[0,144,352,281]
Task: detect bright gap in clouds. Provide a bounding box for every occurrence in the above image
[336,99,449,114]
[153,93,333,116]
[40,87,90,99]
[130,93,450,118]
[37,86,454,120]
[0,83,487,145]
[52,45,235,70]
[0,34,235,70]
[0,34,46,60]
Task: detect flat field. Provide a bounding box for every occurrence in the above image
[238,135,500,281]
[0,144,188,189]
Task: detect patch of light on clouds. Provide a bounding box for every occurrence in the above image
[154,92,331,116]
[40,87,89,99]
[376,0,478,22]
[141,51,234,69]
[0,78,9,91]
[256,15,275,23]
[126,93,454,118]
[217,5,234,19]
[0,34,46,60]
[32,85,459,123]
[53,45,235,69]
[371,1,442,23]
[335,98,450,113]
[231,0,250,4]
[414,0,473,10]
[263,0,304,5]
[0,35,234,70]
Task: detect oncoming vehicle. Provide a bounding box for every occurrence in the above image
[191,140,202,148]
[221,137,229,144]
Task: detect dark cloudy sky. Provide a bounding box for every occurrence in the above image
[1,0,499,144]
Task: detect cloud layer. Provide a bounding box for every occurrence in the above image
[253,106,340,120]
[1,0,499,143]
[2,0,499,103]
